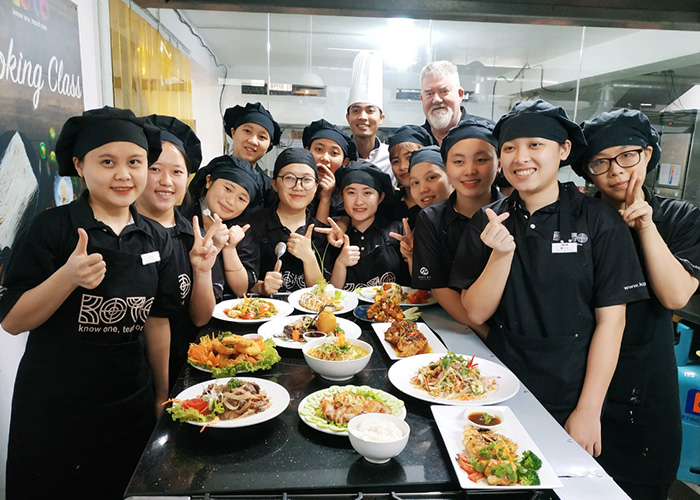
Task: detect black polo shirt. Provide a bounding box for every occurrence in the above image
[237,204,332,293]
[309,187,346,219]
[386,187,421,229]
[335,215,410,291]
[412,188,503,289]
[0,194,179,321]
[449,182,648,421]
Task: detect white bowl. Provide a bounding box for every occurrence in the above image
[347,413,410,464]
[464,408,505,430]
[302,338,372,381]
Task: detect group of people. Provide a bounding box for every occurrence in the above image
[0,59,698,500]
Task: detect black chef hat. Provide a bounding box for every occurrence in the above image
[493,99,587,167]
[223,102,281,151]
[273,147,318,178]
[188,155,264,209]
[573,108,662,179]
[336,161,394,200]
[409,145,445,173]
[440,116,498,161]
[56,106,162,176]
[388,125,434,149]
[302,119,358,161]
[145,114,202,173]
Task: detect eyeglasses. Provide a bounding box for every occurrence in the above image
[277,173,319,191]
[586,149,644,176]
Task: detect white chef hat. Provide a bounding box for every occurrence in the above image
[347,51,384,111]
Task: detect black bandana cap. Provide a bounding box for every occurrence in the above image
[573,108,661,179]
[440,116,498,161]
[494,99,587,167]
[56,106,162,176]
[409,145,445,173]
[273,147,319,178]
[388,125,434,149]
[223,102,281,150]
[188,155,264,209]
[146,114,202,172]
[302,119,357,161]
[336,160,394,200]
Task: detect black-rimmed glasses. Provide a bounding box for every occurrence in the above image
[586,148,644,176]
[277,173,319,191]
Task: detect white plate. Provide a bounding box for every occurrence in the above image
[297,385,406,436]
[172,377,290,428]
[431,405,562,490]
[388,353,519,405]
[257,315,362,349]
[288,287,359,315]
[355,285,437,307]
[371,322,448,360]
[212,298,294,323]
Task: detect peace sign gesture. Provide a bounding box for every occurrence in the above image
[287,224,316,262]
[620,171,653,231]
[481,208,515,254]
[189,215,220,273]
[314,217,346,248]
[389,218,414,263]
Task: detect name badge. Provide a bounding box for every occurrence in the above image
[552,242,577,254]
[141,251,161,265]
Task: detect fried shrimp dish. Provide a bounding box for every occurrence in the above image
[187,332,281,377]
[456,426,543,486]
[319,392,392,425]
[384,320,429,356]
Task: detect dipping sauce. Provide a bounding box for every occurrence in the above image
[353,416,405,442]
[467,411,502,427]
[303,331,327,339]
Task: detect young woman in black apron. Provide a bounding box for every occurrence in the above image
[184,155,264,297]
[0,107,179,499]
[136,115,225,391]
[387,125,434,228]
[223,102,282,208]
[449,100,649,456]
[329,161,408,291]
[303,118,357,221]
[238,148,330,295]
[411,118,502,333]
[573,109,700,500]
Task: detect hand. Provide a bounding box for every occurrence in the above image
[227,224,250,248]
[314,217,346,248]
[263,258,283,296]
[287,224,315,261]
[65,228,106,289]
[208,213,231,251]
[481,209,515,254]
[318,164,336,199]
[189,216,219,273]
[620,171,653,231]
[389,218,414,263]
[564,407,602,457]
[336,234,360,267]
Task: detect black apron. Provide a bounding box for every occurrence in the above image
[6,243,160,500]
[343,231,406,292]
[485,192,592,425]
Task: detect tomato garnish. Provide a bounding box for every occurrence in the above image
[180,398,209,414]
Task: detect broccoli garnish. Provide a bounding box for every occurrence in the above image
[519,450,542,471]
[518,469,541,486]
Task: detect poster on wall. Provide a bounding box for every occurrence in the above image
[0,0,84,284]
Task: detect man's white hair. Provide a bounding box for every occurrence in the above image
[420,60,461,87]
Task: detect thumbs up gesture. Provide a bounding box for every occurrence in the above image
[287,224,316,262]
[66,228,106,289]
[481,208,516,254]
[336,233,360,268]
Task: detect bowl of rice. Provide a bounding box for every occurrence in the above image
[302,338,372,381]
[347,413,410,463]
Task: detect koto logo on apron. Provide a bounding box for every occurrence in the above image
[77,294,154,333]
[178,273,191,300]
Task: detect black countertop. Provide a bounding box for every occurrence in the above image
[124,314,558,499]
